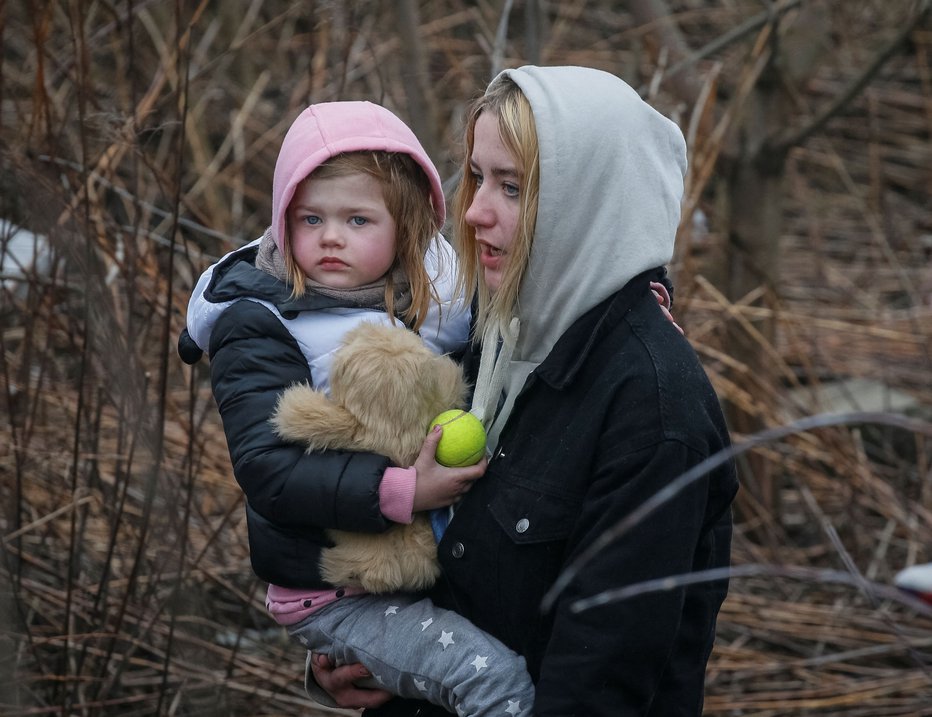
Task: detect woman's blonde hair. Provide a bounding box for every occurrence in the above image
[452,75,540,337]
[283,151,440,331]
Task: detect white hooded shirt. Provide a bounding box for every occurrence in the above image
[476,66,687,449]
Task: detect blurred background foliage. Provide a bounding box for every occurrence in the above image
[1,1,930,714]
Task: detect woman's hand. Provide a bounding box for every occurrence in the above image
[412,425,487,512]
[310,653,393,710]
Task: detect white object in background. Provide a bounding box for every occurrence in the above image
[894,563,932,605]
[1,218,52,293]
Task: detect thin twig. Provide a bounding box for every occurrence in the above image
[491,0,515,79]
[570,563,932,620]
[543,412,932,613]
[768,0,932,156]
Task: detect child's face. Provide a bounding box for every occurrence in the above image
[289,172,397,289]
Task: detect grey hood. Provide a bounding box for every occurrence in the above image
[478,65,687,448]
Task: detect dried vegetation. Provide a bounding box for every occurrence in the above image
[1,1,930,714]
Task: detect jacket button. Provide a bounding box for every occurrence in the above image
[515,518,530,533]
[451,542,465,558]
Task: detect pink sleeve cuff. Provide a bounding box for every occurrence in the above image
[379,467,416,524]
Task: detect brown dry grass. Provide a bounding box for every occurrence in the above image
[1,1,930,715]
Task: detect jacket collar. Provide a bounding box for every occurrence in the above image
[534,268,658,390]
[204,244,362,318]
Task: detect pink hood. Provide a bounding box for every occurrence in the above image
[270,101,445,253]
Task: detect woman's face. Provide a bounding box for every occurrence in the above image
[464,112,521,294]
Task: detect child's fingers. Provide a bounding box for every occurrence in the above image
[420,424,443,457]
[649,281,672,308]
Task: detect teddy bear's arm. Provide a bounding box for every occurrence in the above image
[271,383,361,453]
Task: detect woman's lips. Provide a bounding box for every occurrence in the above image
[478,241,503,270]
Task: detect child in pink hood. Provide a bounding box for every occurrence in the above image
[179,101,535,716]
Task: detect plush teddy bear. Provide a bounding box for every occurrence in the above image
[271,321,467,594]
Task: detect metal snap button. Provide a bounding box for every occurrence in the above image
[515,518,530,533]
[452,542,465,558]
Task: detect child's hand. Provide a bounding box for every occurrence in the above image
[412,425,486,512]
[650,280,684,335]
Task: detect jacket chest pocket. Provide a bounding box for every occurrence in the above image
[489,476,583,544]
[483,476,583,660]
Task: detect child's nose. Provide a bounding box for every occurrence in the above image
[320,224,345,246]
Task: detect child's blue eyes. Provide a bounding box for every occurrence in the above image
[302,216,368,226]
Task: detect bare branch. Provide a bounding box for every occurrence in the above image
[491,0,515,79]
[396,0,439,158]
[768,0,932,156]
[570,563,932,620]
[627,0,703,104]
[524,0,543,66]
[656,0,803,95]
[542,411,932,613]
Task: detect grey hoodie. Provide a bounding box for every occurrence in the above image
[479,65,688,449]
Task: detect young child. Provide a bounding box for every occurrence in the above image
[178,101,535,716]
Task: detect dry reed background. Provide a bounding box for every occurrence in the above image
[1,1,931,715]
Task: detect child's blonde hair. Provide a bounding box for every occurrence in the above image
[283,151,441,331]
[452,75,540,337]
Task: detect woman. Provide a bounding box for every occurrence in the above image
[315,64,738,716]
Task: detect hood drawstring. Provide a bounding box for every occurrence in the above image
[469,317,520,430]
[435,317,517,537]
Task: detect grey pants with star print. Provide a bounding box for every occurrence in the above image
[288,592,534,716]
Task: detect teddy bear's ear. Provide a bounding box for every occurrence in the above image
[271,383,360,452]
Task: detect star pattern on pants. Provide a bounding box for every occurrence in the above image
[290,600,533,716]
[470,655,489,672]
